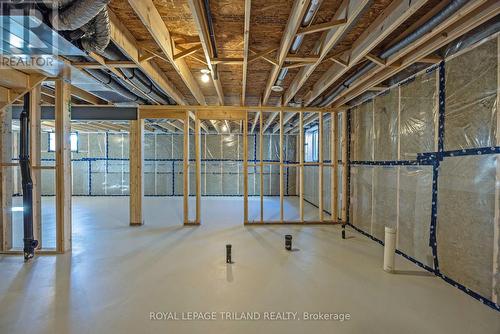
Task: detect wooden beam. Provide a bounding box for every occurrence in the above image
[139,104,329,112]
[71,60,138,69]
[284,56,320,63]
[196,110,247,120]
[341,110,348,222]
[195,116,201,224]
[127,0,206,105]
[331,111,338,220]
[365,53,386,66]
[283,62,313,69]
[55,67,72,252]
[303,0,429,105]
[248,47,277,63]
[129,119,144,225]
[243,112,249,223]
[188,0,225,105]
[0,106,13,251]
[299,111,304,221]
[318,111,323,222]
[296,19,347,36]
[333,0,498,107]
[211,58,244,65]
[283,0,372,106]
[242,0,252,105]
[173,45,203,61]
[279,108,284,222]
[183,112,190,224]
[329,55,349,67]
[262,0,311,105]
[259,110,264,222]
[0,72,46,111]
[30,85,42,248]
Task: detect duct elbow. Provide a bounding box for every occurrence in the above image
[51,0,111,31]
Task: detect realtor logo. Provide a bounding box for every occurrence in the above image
[0,1,59,69]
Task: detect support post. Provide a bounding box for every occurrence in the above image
[55,67,72,252]
[341,110,348,222]
[318,112,323,221]
[332,111,338,220]
[30,85,41,247]
[243,112,249,223]
[129,119,144,226]
[259,111,264,222]
[195,115,201,224]
[183,111,190,224]
[279,108,284,223]
[0,106,12,251]
[299,111,304,221]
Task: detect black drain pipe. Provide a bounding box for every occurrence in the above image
[19,93,38,261]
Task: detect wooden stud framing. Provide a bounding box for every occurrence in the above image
[296,19,347,36]
[0,106,13,251]
[183,112,190,225]
[331,111,338,220]
[195,115,201,224]
[243,112,249,224]
[30,85,42,247]
[341,110,348,222]
[299,111,304,221]
[259,111,264,222]
[279,109,284,222]
[55,67,72,252]
[318,111,324,222]
[129,119,144,226]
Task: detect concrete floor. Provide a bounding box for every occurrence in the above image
[1,197,499,334]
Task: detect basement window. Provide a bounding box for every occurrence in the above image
[48,132,78,152]
[304,125,318,162]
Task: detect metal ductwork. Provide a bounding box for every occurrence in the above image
[50,0,110,31]
[102,45,175,105]
[313,0,470,107]
[79,8,110,54]
[84,67,148,104]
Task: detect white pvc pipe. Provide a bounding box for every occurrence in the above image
[384,226,397,273]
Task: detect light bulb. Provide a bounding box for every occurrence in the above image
[201,73,210,83]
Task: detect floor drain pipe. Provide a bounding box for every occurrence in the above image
[19,93,38,261]
[383,226,396,273]
[226,244,232,263]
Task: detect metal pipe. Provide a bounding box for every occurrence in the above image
[102,46,174,105]
[314,0,470,107]
[19,93,38,261]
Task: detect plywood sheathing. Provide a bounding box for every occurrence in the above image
[243,0,292,106]
[210,0,245,105]
[109,0,200,105]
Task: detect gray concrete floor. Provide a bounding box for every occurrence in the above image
[1,197,499,333]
